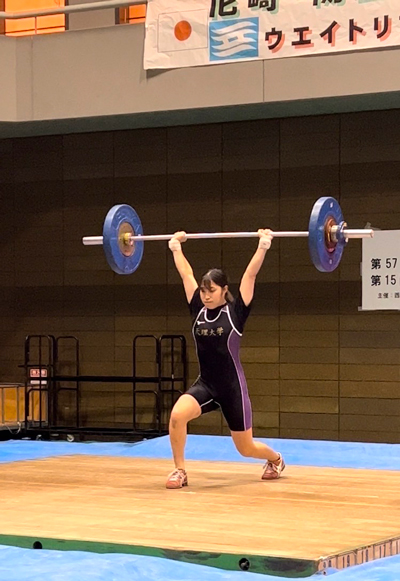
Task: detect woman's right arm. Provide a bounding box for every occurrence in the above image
[169,231,198,303]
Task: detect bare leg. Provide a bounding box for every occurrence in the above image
[230,428,280,461]
[169,394,201,470]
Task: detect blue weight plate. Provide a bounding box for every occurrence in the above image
[308,197,345,273]
[103,204,144,274]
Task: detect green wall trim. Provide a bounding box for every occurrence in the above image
[1,91,400,139]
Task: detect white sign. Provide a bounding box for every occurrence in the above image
[362,230,400,311]
[144,0,400,70]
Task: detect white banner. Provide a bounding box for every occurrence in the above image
[362,231,400,311]
[144,0,400,69]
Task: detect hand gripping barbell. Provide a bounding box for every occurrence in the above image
[82,197,373,275]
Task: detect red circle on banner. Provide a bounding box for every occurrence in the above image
[174,20,192,41]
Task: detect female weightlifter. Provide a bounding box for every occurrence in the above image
[166,229,285,489]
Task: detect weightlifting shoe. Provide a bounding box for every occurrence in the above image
[262,454,285,480]
[166,468,188,489]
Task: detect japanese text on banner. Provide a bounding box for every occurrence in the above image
[144,0,400,69]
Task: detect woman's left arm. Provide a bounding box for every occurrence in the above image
[239,229,273,306]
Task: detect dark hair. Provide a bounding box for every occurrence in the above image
[200,268,234,303]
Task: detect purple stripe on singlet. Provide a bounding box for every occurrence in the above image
[227,330,252,430]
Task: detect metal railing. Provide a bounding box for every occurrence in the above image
[0,0,147,35]
[0,383,24,429]
[0,0,146,20]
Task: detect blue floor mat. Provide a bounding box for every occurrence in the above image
[1,545,400,581]
[1,435,400,470]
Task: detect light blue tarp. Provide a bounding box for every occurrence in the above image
[1,545,400,581]
[1,435,400,470]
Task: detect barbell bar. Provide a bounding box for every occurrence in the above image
[82,197,374,275]
[83,229,371,244]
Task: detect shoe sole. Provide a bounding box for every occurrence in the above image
[166,480,188,489]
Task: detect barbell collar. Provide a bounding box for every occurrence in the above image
[83,236,105,245]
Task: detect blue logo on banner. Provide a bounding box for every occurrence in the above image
[209,18,259,61]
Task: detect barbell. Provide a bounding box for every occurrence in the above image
[82,197,373,275]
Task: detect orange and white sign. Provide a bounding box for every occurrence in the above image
[144,0,400,69]
[30,368,48,386]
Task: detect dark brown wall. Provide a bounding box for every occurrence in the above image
[1,110,400,442]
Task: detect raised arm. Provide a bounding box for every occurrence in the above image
[239,229,273,306]
[168,231,198,303]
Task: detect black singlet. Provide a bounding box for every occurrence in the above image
[185,288,252,432]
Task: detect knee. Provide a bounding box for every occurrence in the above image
[234,443,254,458]
[169,395,201,428]
[169,408,187,429]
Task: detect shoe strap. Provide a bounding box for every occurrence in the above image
[169,469,186,481]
